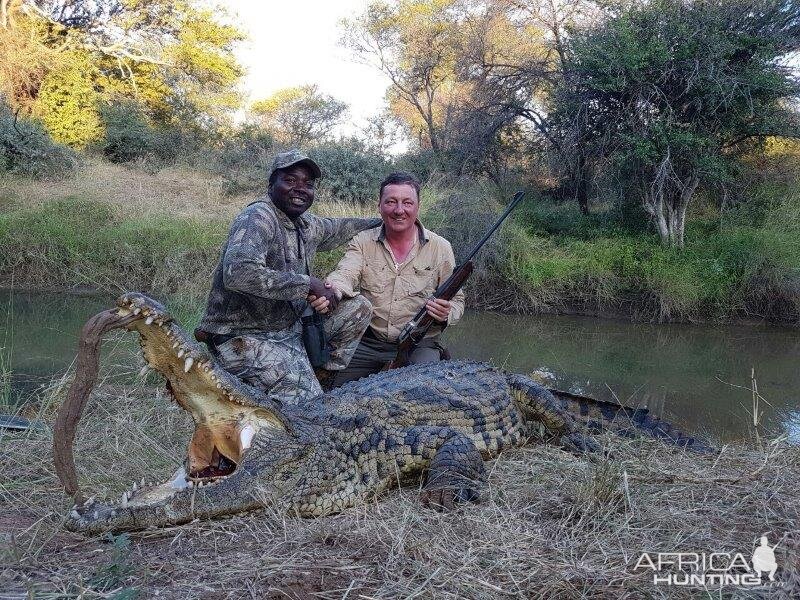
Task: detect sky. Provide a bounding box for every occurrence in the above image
[227,0,391,134]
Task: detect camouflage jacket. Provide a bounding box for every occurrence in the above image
[199,199,380,336]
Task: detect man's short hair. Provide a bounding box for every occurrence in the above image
[379,172,421,201]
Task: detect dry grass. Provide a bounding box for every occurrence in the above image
[1,159,240,220]
[0,158,377,222]
[2,364,799,599]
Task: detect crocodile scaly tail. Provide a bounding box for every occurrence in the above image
[505,374,714,453]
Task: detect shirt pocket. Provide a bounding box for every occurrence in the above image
[360,265,390,294]
[405,266,437,297]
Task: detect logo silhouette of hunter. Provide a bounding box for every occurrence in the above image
[752,536,778,581]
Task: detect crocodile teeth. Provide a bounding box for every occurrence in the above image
[132,481,138,492]
[184,357,194,372]
[240,424,255,450]
[177,349,185,358]
[141,477,146,487]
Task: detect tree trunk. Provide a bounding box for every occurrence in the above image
[571,154,590,215]
[643,189,669,244]
[666,174,699,249]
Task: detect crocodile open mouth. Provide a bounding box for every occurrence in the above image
[54,292,287,522]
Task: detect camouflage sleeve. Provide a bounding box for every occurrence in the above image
[221,208,310,301]
[325,235,364,299]
[313,217,381,252]
[439,241,465,326]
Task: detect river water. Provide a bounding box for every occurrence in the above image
[2,291,798,442]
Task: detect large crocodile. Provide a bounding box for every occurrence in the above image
[54,293,709,534]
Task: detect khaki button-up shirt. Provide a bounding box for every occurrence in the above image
[326,223,465,342]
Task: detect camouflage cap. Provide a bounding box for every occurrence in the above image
[269,149,322,180]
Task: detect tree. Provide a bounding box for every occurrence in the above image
[505,0,610,212]
[250,85,347,147]
[343,0,462,158]
[550,0,800,247]
[344,0,553,177]
[36,50,103,147]
[0,0,244,131]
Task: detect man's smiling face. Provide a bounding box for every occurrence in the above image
[379,183,419,236]
[269,165,316,220]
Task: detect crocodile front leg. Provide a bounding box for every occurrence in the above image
[416,427,486,510]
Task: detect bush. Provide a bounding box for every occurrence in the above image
[149,127,205,166]
[99,101,157,163]
[0,101,80,180]
[36,51,104,149]
[312,138,390,203]
[201,126,277,195]
[394,149,439,183]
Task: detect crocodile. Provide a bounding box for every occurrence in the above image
[54,292,710,534]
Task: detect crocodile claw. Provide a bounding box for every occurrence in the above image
[420,485,481,511]
[560,433,601,453]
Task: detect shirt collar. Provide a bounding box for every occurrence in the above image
[373,220,429,244]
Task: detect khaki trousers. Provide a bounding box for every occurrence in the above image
[332,327,443,387]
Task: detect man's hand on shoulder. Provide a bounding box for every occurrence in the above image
[308,277,341,314]
[425,298,451,323]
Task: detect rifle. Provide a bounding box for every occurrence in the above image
[386,190,526,369]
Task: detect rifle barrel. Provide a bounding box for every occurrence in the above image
[464,191,525,263]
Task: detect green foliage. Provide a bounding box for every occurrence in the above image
[100,101,156,163]
[3,1,245,135]
[160,3,245,127]
[98,100,209,168]
[551,0,800,246]
[394,149,439,183]
[251,85,347,147]
[312,138,391,203]
[87,533,139,596]
[201,126,277,195]
[511,194,800,320]
[0,101,79,179]
[517,197,631,239]
[36,51,103,149]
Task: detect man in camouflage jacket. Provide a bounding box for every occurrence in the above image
[198,150,381,403]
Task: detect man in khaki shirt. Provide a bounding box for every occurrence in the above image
[316,172,465,386]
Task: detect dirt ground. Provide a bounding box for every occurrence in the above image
[2,373,799,599]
